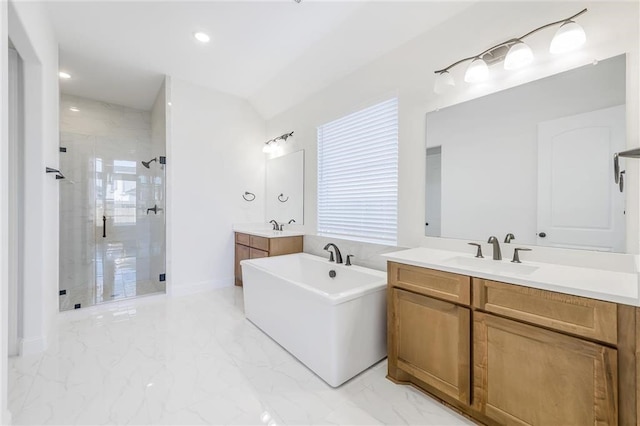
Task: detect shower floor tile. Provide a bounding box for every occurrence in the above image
[10,287,472,425]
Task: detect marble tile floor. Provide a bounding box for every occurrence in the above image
[10,287,473,425]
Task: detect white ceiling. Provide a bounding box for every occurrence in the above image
[47,1,475,117]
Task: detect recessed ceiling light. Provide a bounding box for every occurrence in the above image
[59,71,71,79]
[69,107,80,112]
[194,32,210,43]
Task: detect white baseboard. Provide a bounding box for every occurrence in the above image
[170,278,233,297]
[19,335,46,355]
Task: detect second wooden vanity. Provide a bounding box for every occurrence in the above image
[387,261,638,425]
[234,232,303,286]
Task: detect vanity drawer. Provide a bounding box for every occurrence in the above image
[473,278,617,344]
[250,236,270,251]
[388,262,471,305]
[235,232,251,246]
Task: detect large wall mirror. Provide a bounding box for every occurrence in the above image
[425,54,626,252]
[266,150,304,225]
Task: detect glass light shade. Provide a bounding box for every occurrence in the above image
[194,32,211,43]
[464,58,489,83]
[550,21,586,54]
[504,41,534,70]
[433,71,455,94]
[262,143,272,153]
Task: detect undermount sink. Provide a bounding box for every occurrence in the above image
[446,256,539,276]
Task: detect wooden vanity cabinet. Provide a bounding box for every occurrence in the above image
[387,262,630,426]
[234,232,302,286]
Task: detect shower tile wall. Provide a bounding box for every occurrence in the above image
[59,94,166,310]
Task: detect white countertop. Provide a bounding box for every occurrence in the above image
[383,247,640,307]
[233,224,304,238]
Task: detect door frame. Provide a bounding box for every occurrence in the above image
[7,45,23,356]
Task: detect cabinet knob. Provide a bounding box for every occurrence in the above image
[537,232,547,238]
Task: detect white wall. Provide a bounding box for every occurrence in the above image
[168,79,265,294]
[265,1,640,253]
[8,1,59,354]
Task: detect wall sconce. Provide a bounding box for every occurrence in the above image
[433,8,587,94]
[263,131,294,154]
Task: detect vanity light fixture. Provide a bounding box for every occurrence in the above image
[59,71,71,79]
[194,32,211,43]
[464,57,489,83]
[433,8,587,94]
[503,41,534,70]
[263,131,294,154]
[549,20,587,54]
[69,107,80,112]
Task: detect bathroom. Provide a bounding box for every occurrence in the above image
[1,0,639,425]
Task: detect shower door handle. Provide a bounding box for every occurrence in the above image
[102,215,106,238]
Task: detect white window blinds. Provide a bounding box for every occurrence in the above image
[317,97,398,245]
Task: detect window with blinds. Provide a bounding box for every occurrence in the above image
[317,97,398,245]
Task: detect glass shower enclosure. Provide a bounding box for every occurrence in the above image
[59,122,166,311]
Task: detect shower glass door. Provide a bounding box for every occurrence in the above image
[59,131,166,311]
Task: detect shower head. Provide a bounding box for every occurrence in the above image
[141,157,157,169]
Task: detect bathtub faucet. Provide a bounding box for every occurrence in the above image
[323,243,343,264]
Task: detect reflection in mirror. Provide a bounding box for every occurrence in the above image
[425,55,626,252]
[266,150,304,225]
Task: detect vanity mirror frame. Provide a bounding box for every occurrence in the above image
[424,54,630,253]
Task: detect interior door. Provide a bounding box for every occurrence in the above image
[537,105,625,251]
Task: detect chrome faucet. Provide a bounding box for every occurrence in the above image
[269,219,279,230]
[487,236,502,260]
[323,243,343,264]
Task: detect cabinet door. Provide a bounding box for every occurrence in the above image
[235,243,250,286]
[388,288,470,404]
[250,248,269,259]
[473,312,618,425]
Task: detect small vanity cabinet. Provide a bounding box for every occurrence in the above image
[234,232,303,286]
[387,262,637,426]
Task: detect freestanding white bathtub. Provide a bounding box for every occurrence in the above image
[241,252,387,387]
